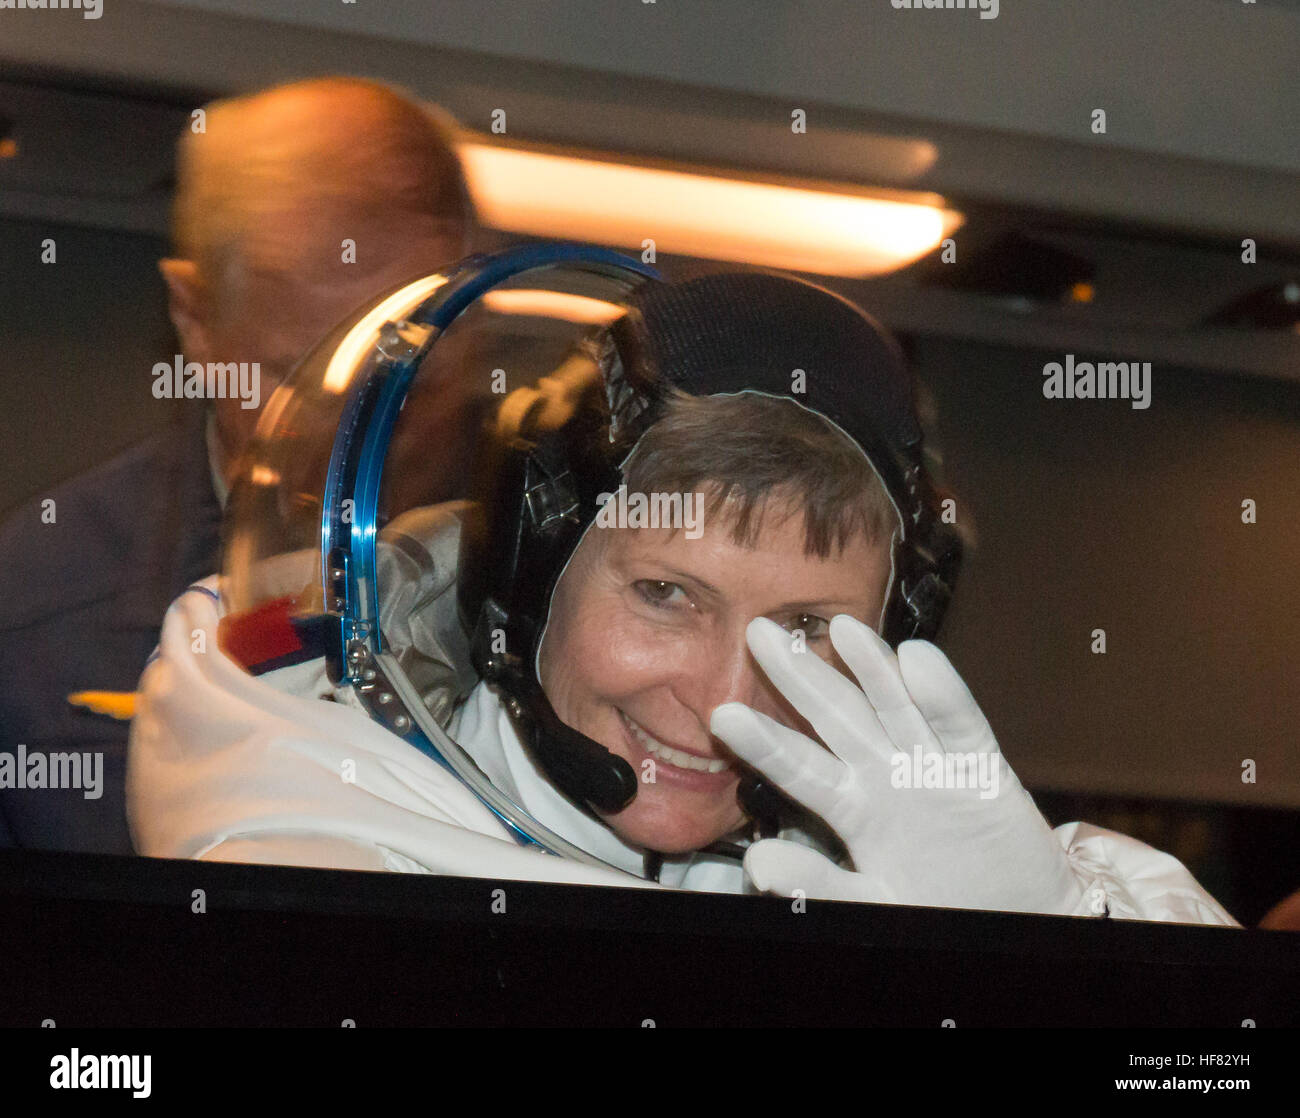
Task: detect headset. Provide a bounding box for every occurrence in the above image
[452,258,964,857]
[252,242,963,878]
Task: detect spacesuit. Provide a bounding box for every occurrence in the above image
[129,571,1238,924]
[125,245,1238,926]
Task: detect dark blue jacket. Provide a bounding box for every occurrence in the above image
[0,404,221,852]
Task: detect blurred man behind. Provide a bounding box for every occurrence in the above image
[0,77,475,853]
[163,77,474,492]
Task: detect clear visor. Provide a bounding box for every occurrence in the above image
[221,250,653,721]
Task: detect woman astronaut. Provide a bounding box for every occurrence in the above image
[127,245,1236,923]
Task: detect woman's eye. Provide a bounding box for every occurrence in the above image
[633,580,688,609]
[785,613,830,639]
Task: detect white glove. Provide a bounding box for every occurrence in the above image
[710,615,1088,915]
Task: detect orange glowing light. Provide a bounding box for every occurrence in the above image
[458,142,963,278]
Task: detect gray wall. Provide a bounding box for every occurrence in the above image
[149,0,1300,174]
[918,336,1300,809]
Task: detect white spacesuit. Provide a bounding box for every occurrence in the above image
[126,249,1240,928]
[130,578,718,890]
[126,575,1238,925]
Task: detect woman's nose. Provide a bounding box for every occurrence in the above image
[673,625,775,725]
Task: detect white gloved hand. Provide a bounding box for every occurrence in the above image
[710,615,1088,915]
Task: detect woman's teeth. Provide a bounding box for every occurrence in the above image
[625,716,729,774]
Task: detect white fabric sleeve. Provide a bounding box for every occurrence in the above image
[127,578,662,892]
[1055,821,1240,926]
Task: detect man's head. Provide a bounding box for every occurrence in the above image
[159,77,474,483]
[537,390,899,853]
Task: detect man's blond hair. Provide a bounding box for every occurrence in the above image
[171,76,473,314]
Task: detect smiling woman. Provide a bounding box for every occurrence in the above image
[128,246,1235,924]
[536,390,898,853]
[441,267,963,874]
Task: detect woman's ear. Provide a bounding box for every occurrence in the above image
[158,258,212,360]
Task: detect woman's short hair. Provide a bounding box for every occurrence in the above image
[620,387,898,558]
